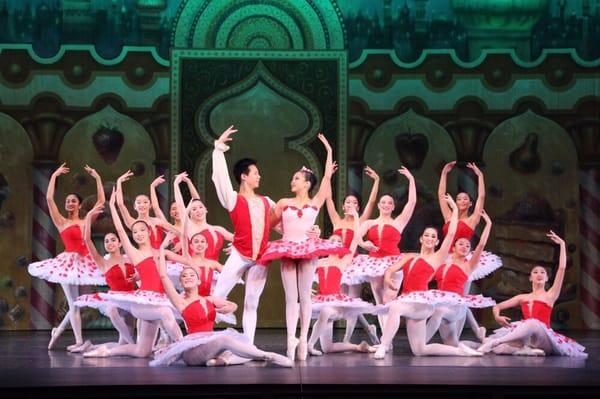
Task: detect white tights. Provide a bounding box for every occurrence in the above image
[213,248,268,343]
[309,307,368,354]
[280,258,316,359]
[49,284,83,348]
[342,284,377,343]
[479,321,553,355]
[181,335,287,366]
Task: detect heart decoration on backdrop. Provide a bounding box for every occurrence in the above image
[93,126,124,165]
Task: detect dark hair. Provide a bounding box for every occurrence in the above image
[344,194,362,208]
[131,219,151,231]
[456,191,473,202]
[422,225,440,238]
[300,170,318,193]
[66,192,83,204]
[104,231,120,241]
[233,158,258,184]
[379,192,396,206]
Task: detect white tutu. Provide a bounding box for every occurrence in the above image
[378,290,466,313]
[99,290,177,314]
[74,293,111,316]
[149,328,249,366]
[311,294,378,320]
[486,319,587,358]
[459,294,496,308]
[342,254,402,285]
[467,251,503,282]
[28,252,105,285]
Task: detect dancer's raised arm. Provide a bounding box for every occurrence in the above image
[150,175,168,222]
[466,162,485,226]
[183,174,200,200]
[347,208,361,255]
[546,230,567,302]
[84,164,105,208]
[212,125,238,212]
[436,194,459,258]
[108,188,137,259]
[311,133,335,208]
[438,161,455,222]
[115,170,136,228]
[46,163,69,228]
[83,204,106,271]
[393,167,417,232]
[158,234,187,312]
[466,210,492,273]
[360,166,380,222]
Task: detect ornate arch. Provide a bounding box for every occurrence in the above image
[171,0,346,50]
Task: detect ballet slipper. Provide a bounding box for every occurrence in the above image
[206,357,229,367]
[308,346,323,356]
[477,339,496,354]
[367,324,380,345]
[67,341,84,352]
[265,352,294,368]
[83,344,111,358]
[69,340,93,353]
[357,341,373,353]
[514,346,545,357]
[297,338,308,361]
[476,326,487,342]
[373,345,387,359]
[48,328,61,350]
[458,343,483,357]
[287,337,299,361]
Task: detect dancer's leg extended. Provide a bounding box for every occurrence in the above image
[214,248,251,299]
[84,320,159,358]
[242,265,268,343]
[297,259,316,360]
[61,284,83,349]
[280,259,300,359]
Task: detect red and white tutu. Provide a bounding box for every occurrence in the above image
[74,293,114,316]
[342,255,402,285]
[311,293,378,320]
[149,328,249,366]
[459,294,496,308]
[28,252,105,285]
[467,251,503,282]
[99,290,177,314]
[259,238,348,264]
[379,290,466,312]
[486,319,587,358]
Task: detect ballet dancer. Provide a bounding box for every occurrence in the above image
[84,189,183,358]
[73,203,136,348]
[29,163,105,351]
[425,210,496,346]
[149,235,293,368]
[374,195,481,358]
[259,133,345,361]
[307,208,377,356]
[478,231,587,357]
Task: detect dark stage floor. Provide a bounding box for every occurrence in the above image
[0,328,598,398]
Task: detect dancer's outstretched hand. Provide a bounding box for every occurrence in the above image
[362,240,379,252]
[365,166,379,181]
[117,170,134,183]
[495,315,511,328]
[84,164,100,179]
[441,161,456,175]
[216,125,237,147]
[174,171,188,184]
[444,193,457,210]
[317,133,332,152]
[53,162,70,176]
[306,224,321,239]
[398,166,414,180]
[467,162,483,177]
[151,175,166,187]
[547,230,565,246]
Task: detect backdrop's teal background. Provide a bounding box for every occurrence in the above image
[0,0,598,332]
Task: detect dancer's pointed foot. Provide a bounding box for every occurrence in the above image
[477,339,496,354]
[206,357,229,367]
[286,337,299,361]
[476,326,487,342]
[514,346,545,356]
[66,341,84,352]
[297,338,308,361]
[83,344,111,358]
[265,352,294,368]
[458,343,483,357]
[357,341,373,353]
[373,345,387,359]
[48,328,61,350]
[308,346,323,356]
[367,324,380,345]
[69,340,92,353]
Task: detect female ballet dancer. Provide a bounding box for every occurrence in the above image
[374,195,481,358]
[149,235,292,367]
[437,161,501,337]
[259,133,346,361]
[84,189,183,358]
[343,168,417,332]
[115,171,178,249]
[307,208,378,356]
[28,163,105,351]
[425,210,496,346]
[173,171,233,259]
[325,166,380,343]
[478,231,587,357]
[74,203,136,347]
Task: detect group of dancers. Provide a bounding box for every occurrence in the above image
[28,125,588,367]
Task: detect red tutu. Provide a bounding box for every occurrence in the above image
[259,238,348,264]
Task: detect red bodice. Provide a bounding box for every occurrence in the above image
[402,258,435,294]
[230,194,270,259]
[148,225,165,250]
[182,300,216,334]
[60,225,89,256]
[197,266,214,297]
[316,266,342,295]
[366,224,401,257]
[442,220,474,253]
[521,300,552,327]
[200,229,224,261]
[104,263,136,291]
[333,228,355,250]
[135,256,164,293]
[435,264,468,295]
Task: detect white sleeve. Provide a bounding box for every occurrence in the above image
[211,141,237,212]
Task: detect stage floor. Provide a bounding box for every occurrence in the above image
[0,329,598,398]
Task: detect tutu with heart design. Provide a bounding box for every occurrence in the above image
[28,252,105,286]
[342,254,402,285]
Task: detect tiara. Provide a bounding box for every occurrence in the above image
[300,166,314,174]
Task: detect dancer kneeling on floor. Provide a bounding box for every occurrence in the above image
[478,231,587,358]
[150,233,292,367]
